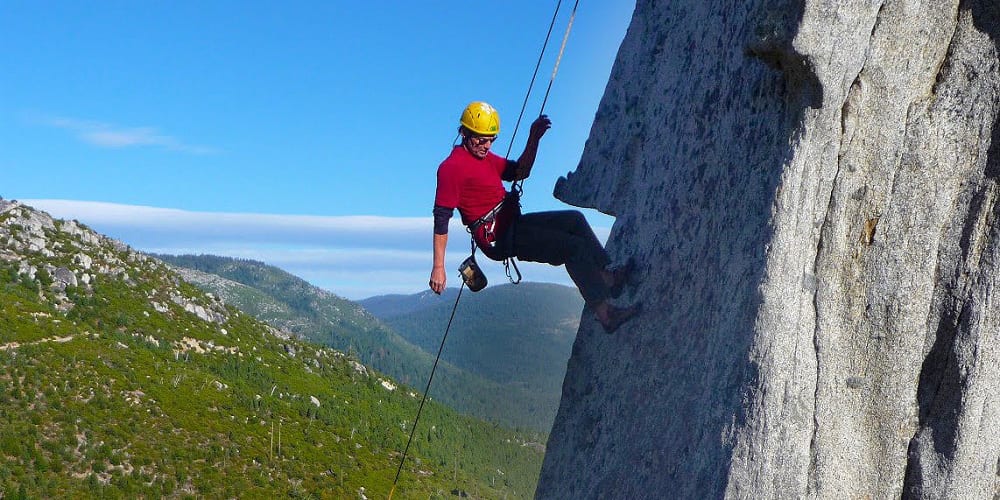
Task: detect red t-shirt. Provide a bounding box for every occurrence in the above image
[435,146,511,224]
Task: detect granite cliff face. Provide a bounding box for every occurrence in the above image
[538,1,1000,498]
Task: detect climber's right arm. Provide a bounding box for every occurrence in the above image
[429,205,453,294]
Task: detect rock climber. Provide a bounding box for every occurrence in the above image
[428,101,640,333]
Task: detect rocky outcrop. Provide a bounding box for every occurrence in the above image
[0,198,230,326]
[539,1,1000,498]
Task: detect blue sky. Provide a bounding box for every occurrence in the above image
[1,1,634,299]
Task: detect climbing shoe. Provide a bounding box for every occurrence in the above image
[599,302,642,334]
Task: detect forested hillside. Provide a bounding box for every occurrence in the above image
[160,254,579,433]
[367,283,583,426]
[0,199,543,498]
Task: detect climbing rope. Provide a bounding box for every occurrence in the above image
[500,0,580,285]
[538,0,579,121]
[389,282,465,500]
[503,0,565,161]
[391,2,579,496]
[506,0,581,196]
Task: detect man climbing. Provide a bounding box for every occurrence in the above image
[429,101,640,333]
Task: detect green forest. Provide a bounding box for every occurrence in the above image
[0,206,544,498]
[158,254,582,433]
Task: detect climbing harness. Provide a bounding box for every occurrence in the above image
[468,190,520,255]
[390,2,579,496]
[468,195,511,254]
[466,187,523,285]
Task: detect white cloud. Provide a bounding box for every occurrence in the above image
[22,199,604,300]
[27,199,430,249]
[36,115,217,154]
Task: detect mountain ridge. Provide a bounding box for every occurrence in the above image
[367,283,582,389]
[157,253,576,433]
[357,288,461,318]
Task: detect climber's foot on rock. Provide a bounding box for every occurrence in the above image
[596,302,642,334]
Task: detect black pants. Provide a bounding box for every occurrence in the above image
[502,210,611,305]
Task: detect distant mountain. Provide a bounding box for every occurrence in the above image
[364,282,584,417]
[157,254,566,433]
[357,288,461,318]
[0,199,542,498]
[154,254,410,367]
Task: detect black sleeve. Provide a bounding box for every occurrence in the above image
[433,205,454,235]
[501,160,519,181]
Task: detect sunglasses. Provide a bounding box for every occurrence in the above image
[467,135,497,145]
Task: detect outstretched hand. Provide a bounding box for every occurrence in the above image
[528,115,551,142]
[429,266,446,295]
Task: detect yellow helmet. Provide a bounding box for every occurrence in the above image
[460,101,500,136]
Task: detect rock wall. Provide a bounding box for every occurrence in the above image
[537,1,1000,498]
